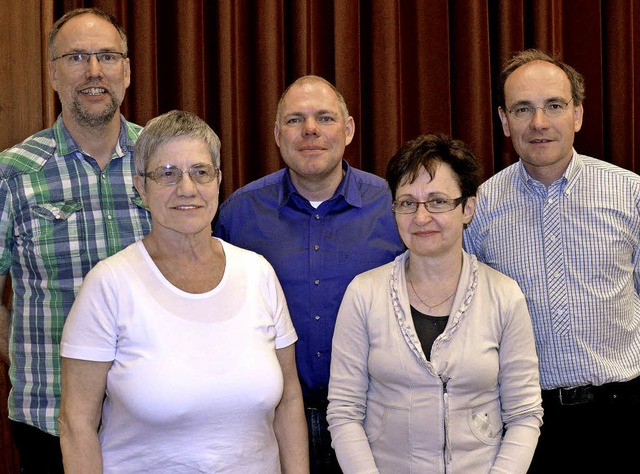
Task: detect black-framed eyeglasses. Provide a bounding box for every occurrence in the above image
[506,98,573,120]
[392,196,465,214]
[141,164,219,186]
[51,51,127,68]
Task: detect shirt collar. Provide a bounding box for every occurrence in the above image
[278,159,363,209]
[52,114,132,160]
[517,148,582,192]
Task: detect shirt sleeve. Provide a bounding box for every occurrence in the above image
[0,179,14,273]
[327,277,380,474]
[60,261,119,362]
[260,254,297,350]
[492,278,543,473]
[633,193,640,295]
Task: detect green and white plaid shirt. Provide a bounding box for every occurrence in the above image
[0,115,152,435]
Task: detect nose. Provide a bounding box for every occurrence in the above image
[85,55,104,78]
[302,118,319,136]
[529,107,550,130]
[413,204,433,224]
[175,171,198,195]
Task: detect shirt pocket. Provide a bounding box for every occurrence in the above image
[467,406,502,446]
[28,200,86,261]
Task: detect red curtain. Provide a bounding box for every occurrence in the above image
[42,0,640,200]
[1,1,639,470]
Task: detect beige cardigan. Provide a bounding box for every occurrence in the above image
[327,250,543,474]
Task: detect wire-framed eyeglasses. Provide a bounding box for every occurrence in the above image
[506,99,573,120]
[141,164,219,186]
[392,196,465,214]
[51,51,126,69]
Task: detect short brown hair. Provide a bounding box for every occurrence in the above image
[48,8,128,60]
[386,133,482,201]
[497,49,585,109]
[275,75,349,125]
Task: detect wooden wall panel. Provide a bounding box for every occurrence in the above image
[0,1,44,471]
[0,1,45,152]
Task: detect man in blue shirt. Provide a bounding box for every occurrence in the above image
[214,75,404,473]
[464,49,640,473]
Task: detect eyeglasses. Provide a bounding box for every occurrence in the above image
[51,51,126,69]
[141,164,219,186]
[506,99,573,120]
[392,196,465,214]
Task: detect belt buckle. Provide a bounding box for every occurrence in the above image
[558,386,594,405]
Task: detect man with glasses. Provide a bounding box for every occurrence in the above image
[463,49,640,473]
[0,8,150,472]
[214,75,404,473]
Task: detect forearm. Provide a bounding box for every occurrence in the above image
[274,393,309,474]
[491,422,542,474]
[326,406,379,474]
[0,304,10,365]
[59,358,112,473]
[59,422,104,473]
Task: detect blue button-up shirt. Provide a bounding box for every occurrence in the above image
[214,161,404,401]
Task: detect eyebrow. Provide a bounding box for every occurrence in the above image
[396,192,450,200]
[509,96,569,107]
[284,109,338,117]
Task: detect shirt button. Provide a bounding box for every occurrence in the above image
[316,352,322,358]
[107,214,113,220]
[101,173,106,180]
[315,214,320,220]
[314,244,319,251]
[314,279,320,285]
[315,315,320,320]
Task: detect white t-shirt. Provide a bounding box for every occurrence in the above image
[61,239,297,473]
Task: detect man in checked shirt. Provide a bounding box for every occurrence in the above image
[464,49,640,473]
[0,8,151,472]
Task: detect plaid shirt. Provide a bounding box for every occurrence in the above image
[0,115,152,435]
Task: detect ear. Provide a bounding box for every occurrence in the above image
[123,57,131,90]
[48,61,59,92]
[573,103,584,133]
[344,116,355,146]
[498,107,511,138]
[462,196,476,225]
[274,121,281,148]
[133,175,147,207]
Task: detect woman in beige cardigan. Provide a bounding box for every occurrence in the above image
[327,133,542,473]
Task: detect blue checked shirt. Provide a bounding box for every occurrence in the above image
[0,115,152,435]
[464,151,640,390]
[214,161,405,402]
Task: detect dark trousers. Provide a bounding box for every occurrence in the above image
[305,400,343,474]
[11,421,64,473]
[528,377,640,473]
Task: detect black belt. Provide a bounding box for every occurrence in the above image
[543,376,640,406]
[304,399,329,410]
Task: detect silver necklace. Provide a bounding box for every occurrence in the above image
[407,273,455,312]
